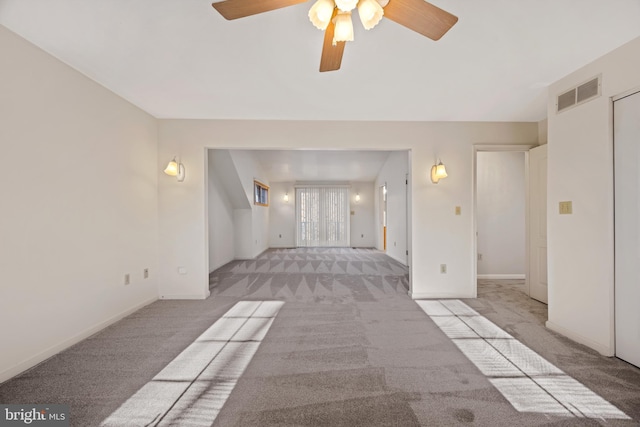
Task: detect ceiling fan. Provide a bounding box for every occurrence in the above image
[211,0,458,72]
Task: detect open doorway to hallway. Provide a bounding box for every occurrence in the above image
[473,145,546,308]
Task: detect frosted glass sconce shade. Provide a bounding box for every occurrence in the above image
[430,161,448,184]
[164,157,185,182]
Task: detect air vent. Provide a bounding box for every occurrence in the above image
[556,75,601,114]
[557,89,576,112]
[577,77,599,103]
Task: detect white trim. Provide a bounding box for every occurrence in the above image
[160,293,209,300]
[294,183,351,188]
[232,248,269,262]
[524,150,531,296]
[387,252,408,267]
[472,144,535,300]
[474,144,536,152]
[409,291,475,300]
[609,95,616,357]
[611,86,640,102]
[0,296,158,384]
[546,321,614,357]
[477,274,526,280]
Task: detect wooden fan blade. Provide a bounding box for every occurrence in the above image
[383,0,458,41]
[319,11,346,72]
[212,0,307,20]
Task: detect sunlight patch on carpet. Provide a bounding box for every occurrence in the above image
[416,300,629,420]
[100,301,284,427]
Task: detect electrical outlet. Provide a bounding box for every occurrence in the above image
[124,274,130,285]
[478,253,483,261]
[143,268,149,279]
[455,206,461,215]
[279,234,282,238]
[440,264,447,274]
[361,234,364,238]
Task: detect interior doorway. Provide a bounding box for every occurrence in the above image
[379,184,387,251]
[473,145,537,300]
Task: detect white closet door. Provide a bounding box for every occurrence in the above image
[614,89,640,368]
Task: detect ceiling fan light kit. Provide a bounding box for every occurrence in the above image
[309,0,334,30]
[212,0,458,72]
[334,0,359,11]
[358,0,384,30]
[333,11,355,44]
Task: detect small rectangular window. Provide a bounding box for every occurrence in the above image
[254,180,269,206]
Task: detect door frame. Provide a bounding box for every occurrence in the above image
[472,144,536,298]
[612,87,640,365]
[378,183,387,251]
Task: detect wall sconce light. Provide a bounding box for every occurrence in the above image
[355,193,361,203]
[283,192,289,203]
[164,157,185,182]
[430,160,448,184]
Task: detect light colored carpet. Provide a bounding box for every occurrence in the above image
[1,250,639,426]
[209,248,410,302]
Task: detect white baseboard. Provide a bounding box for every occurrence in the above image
[387,253,408,267]
[545,321,614,357]
[477,274,525,280]
[409,291,475,300]
[160,293,209,300]
[209,257,235,273]
[0,296,158,385]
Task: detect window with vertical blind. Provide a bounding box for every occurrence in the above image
[296,186,350,247]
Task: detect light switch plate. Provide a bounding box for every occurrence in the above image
[559,201,573,215]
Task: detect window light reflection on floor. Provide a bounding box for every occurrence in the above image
[100,301,284,427]
[417,300,630,420]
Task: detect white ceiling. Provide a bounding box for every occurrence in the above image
[249,150,393,182]
[1,0,640,122]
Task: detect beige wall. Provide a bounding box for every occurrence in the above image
[0,26,159,382]
[547,36,640,355]
[157,120,538,300]
[538,118,548,145]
